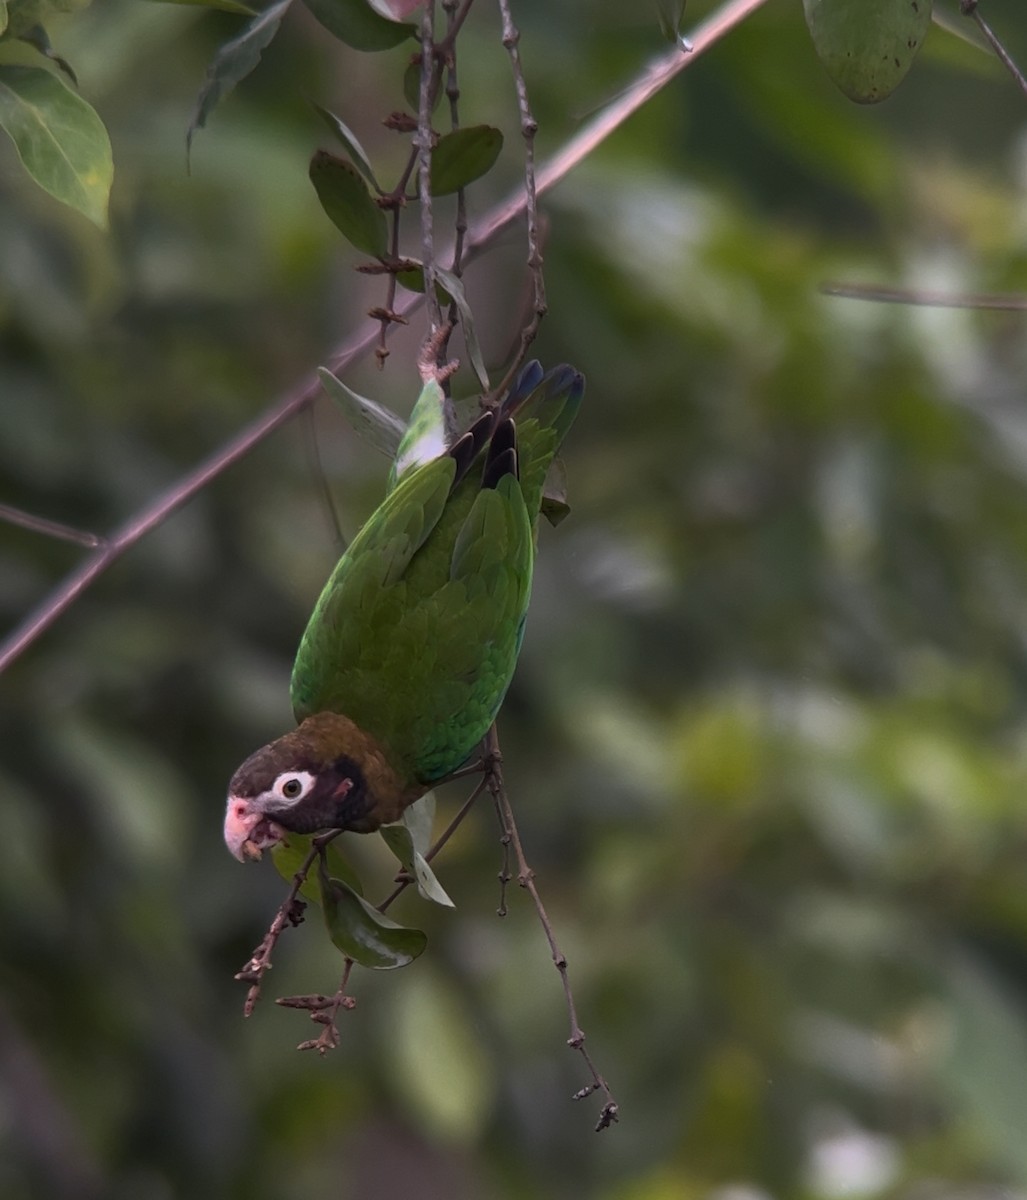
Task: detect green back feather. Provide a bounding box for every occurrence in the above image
[289,364,582,784]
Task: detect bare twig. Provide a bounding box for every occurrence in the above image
[265,769,491,1049]
[436,0,475,53]
[442,0,470,310]
[496,0,546,383]
[294,959,356,1053]
[821,282,1027,310]
[484,726,619,1131]
[960,1,1027,100]
[234,843,315,1016]
[0,0,768,676]
[417,0,443,333]
[0,502,104,549]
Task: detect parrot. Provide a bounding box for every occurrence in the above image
[223,360,583,862]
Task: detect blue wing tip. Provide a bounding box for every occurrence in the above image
[507,360,545,407]
[507,361,585,406]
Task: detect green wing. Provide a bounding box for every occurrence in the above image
[289,362,582,784]
[290,459,533,783]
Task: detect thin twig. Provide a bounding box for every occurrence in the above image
[271,770,491,1049]
[0,502,104,549]
[442,0,469,290]
[484,726,619,1132]
[294,959,356,1053]
[436,0,475,54]
[0,0,768,677]
[417,0,443,333]
[496,0,546,383]
[234,840,319,1015]
[961,1,1027,100]
[821,281,1027,310]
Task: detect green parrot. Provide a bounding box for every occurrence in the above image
[224,360,583,861]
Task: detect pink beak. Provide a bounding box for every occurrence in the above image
[224,797,286,862]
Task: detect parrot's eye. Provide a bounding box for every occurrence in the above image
[272,771,315,805]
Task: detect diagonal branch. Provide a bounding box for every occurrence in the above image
[0,0,768,676]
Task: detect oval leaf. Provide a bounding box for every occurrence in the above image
[402,58,444,116]
[309,149,388,257]
[430,124,503,196]
[401,791,436,857]
[317,368,406,457]
[380,819,454,908]
[187,0,292,158]
[302,0,413,52]
[803,0,933,104]
[0,65,112,228]
[312,103,380,191]
[434,266,489,390]
[318,862,426,969]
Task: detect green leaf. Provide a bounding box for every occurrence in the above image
[0,65,112,229]
[402,58,444,116]
[317,860,426,969]
[187,0,292,159]
[16,25,77,84]
[317,368,405,457]
[302,0,413,52]
[380,814,455,908]
[309,149,388,257]
[272,833,364,899]
[2,0,93,40]
[393,259,452,304]
[803,0,933,104]
[540,456,571,526]
[435,266,489,390]
[312,103,380,192]
[430,124,503,196]
[401,791,435,858]
[141,0,256,12]
[0,3,8,35]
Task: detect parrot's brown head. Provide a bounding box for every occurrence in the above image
[224,712,417,861]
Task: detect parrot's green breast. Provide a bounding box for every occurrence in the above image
[288,364,582,788]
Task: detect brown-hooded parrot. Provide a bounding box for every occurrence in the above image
[224,361,583,861]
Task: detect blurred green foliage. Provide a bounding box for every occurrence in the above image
[3,1,1027,1197]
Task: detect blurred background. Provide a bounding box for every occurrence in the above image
[4,0,1027,1196]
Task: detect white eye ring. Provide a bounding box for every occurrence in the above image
[272,771,315,805]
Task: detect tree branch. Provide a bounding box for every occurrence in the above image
[960,1,1027,101]
[0,0,769,676]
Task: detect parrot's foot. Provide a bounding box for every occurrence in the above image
[417,321,459,387]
